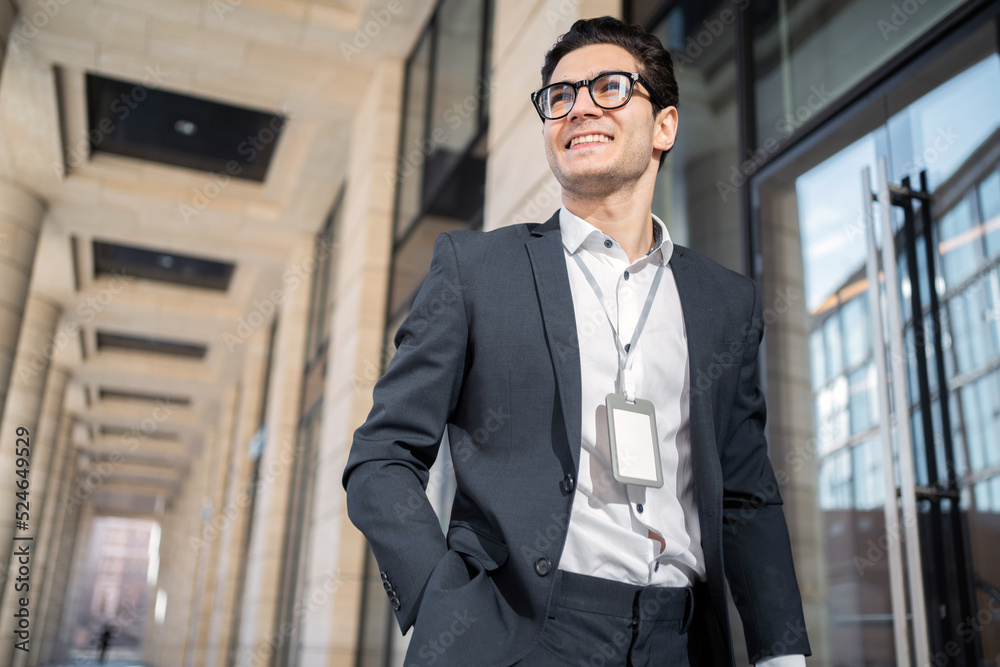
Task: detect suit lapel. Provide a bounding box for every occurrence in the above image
[525,212,583,472]
[669,247,723,566]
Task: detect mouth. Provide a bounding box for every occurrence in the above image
[566,133,614,149]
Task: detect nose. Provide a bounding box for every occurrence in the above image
[569,85,603,121]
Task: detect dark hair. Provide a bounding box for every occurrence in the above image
[541,17,678,165]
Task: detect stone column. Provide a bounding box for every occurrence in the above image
[0,296,59,626]
[759,183,830,665]
[0,179,44,424]
[48,499,93,663]
[10,363,67,667]
[202,330,269,667]
[153,447,213,666]
[0,2,14,79]
[233,238,312,667]
[188,386,239,667]
[26,403,72,667]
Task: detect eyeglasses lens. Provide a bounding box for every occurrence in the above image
[540,73,632,119]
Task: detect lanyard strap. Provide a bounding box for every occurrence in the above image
[571,252,665,402]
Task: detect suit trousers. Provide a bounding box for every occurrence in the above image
[515,570,709,667]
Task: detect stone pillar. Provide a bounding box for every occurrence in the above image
[0,2,14,79]
[10,363,67,667]
[25,403,71,667]
[0,179,44,424]
[188,386,239,667]
[297,59,401,667]
[759,183,830,665]
[233,238,312,667]
[202,330,269,667]
[49,500,94,663]
[0,296,59,627]
[152,447,213,666]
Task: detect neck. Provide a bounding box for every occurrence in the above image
[562,187,655,264]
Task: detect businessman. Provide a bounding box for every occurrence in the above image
[344,16,810,666]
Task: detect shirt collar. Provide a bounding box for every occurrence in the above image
[559,207,674,266]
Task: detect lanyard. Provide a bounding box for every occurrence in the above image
[571,252,665,402]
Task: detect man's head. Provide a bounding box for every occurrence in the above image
[535,17,679,201]
[540,17,678,120]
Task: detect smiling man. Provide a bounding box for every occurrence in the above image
[344,16,810,667]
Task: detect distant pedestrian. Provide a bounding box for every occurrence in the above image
[97,623,115,664]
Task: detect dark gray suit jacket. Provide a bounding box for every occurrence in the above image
[343,212,810,666]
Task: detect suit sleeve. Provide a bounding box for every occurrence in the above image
[343,232,468,633]
[720,280,811,661]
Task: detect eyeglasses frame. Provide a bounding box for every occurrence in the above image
[530,71,667,121]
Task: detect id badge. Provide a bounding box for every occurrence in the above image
[606,393,663,488]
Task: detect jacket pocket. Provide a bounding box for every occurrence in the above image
[447,523,509,571]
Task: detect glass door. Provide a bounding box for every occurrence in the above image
[754,13,1000,667]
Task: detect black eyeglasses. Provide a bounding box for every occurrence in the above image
[530,71,665,121]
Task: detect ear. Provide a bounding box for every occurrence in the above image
[652,106,678,153]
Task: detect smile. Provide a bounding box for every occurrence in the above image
[567,133,614,148]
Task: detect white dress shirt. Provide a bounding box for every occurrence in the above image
[557,208,806,667]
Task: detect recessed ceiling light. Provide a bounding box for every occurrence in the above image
[174,120,197,136]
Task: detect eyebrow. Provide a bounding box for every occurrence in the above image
[553,69,621,85]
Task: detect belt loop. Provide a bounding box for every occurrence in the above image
[547,570,563,619]
[679,585,695,634]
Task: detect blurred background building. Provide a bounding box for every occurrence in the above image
[0,0,998,665]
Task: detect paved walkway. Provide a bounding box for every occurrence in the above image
[42,649,151,667]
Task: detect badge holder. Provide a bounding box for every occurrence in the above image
[606,386,663,488]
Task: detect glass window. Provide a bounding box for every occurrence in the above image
[819,447,852,509]
[841,293,870,369]
[948,278,996,376]
[980,169,1000,257]
[939,198,982,288]
[752,0,969,149]
[848,363,876,436]
[853,438,884,510]
[809,327,827,390]
[424,0,487,202]
[648,0,743,271]
[396,32,432,238]
[823,313,844,378]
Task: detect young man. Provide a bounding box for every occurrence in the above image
[344,16,810,666]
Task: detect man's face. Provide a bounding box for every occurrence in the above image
[542,43,672,200]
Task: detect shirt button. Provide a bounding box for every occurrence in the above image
[604,239,613,248]
[534,557,552,576]
[636,504,644,514]
[624,271,630,281]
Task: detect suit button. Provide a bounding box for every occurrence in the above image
[534,557,551,576]
[380,571,389,582]
[560,473,575,493]
[390,595,401,610]
[383,581,392,593]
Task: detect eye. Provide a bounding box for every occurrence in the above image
[549,87,573,104]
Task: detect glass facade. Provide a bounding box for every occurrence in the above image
[755,7,1000,665]
[630,0,999,664]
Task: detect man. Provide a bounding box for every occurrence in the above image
[344,16,810,667]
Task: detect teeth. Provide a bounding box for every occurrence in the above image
[570,134,611,147]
